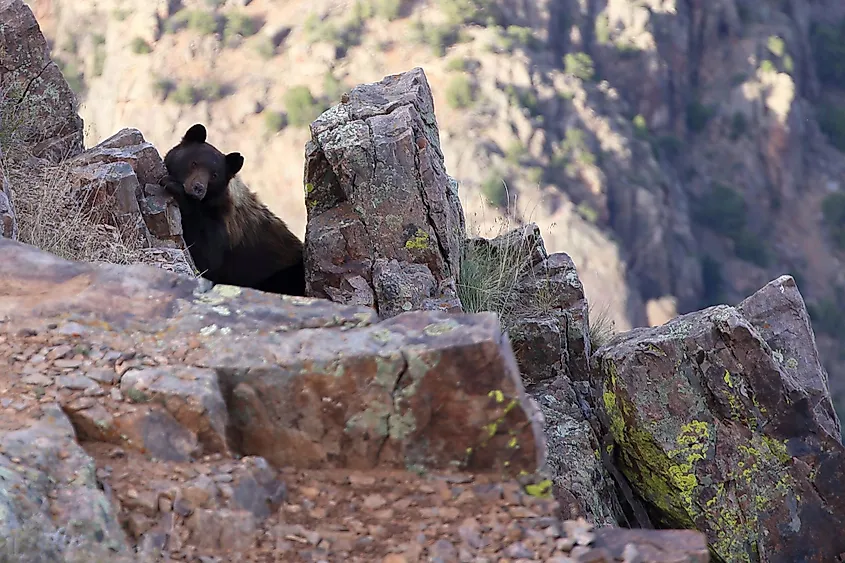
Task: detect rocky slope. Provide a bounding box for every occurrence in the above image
[24,0,845,417]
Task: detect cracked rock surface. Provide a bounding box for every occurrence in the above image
[0,236,543,476]
[303,67,465,318]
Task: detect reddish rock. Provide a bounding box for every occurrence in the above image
[304,67,466,317]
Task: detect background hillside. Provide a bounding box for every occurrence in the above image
[25,0,845,416]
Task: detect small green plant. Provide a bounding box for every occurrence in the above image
[652,135,683,160]
[170,83,198,105]
[187,10,219,35]
[112,8,130,21]
[767,35,786,57]
[323,72,346,103]
[224,12,259,44]
[438,0,491,26]
[692,182,747,240]
[588,301,616,349]
[263,110,287,133]
[809,19,845,87]
[374,0,404,20]
[730,112,748,140]
[822,192,845,250]
[92,33,106,47]
[564,52,595,81]
[759,59,776,74]
[686,100,714,133]
[733,230,770,267]
[480,172,508,207]
[253,35,276,59]
[595,12,611,45]
[446,57,470,72]
[283,85,324,127]
[92,47,106,77]
[130,37,152,54]
[632,114,648,139]
[817,103,845,152]
[445,75,474,109]
[504,140,527,165]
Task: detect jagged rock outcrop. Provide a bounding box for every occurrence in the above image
[0,403,132,561]
[595,275,845,562]
[0,149,15,239]
[0,236,544,475]
[67,127,196,276]
[304,67,466,317]
[0,0,83,161]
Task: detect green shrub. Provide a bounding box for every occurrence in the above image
[283,85,323,127]
[595,12,611,45]
[733,230,770,267]
[729,112,748,140]
[480,172,507,207]
[700,255,725,308]
[652,135,683,160]
[810,20,845,88]
[564,52,595,81]
[170,83,198,105]
[92,33,106,47]
[152,77,173,101]
[686,100,714,133]
[438,0,492,26]
[692,182,746,239]
[807,298,845,337]
[767,35,786,57]
[759,59,776,74]
[504,140,527,165]
[817,103,845,151]
[374,0,404,20]
[446,57,470,72]
[505,26,537,49]
[632,114,648,139]
[503,84,540,116]
[253,35,276,59]
[323,72,346,103]
[263,110,287,133]
[130,37,152,54]
[224,12,259,44]
[188,10,219,34]
[822,192,845,250]
[445,75,474,109]
[93,45,106,77]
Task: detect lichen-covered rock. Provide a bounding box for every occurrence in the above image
[0,237,544,476]
[595,277,845,562]
[530,375,622,527]
[0,148,16,240]
[68,127,196,276]
[304,67,466,317]
[0,404,131,560]
[0,0,84,161]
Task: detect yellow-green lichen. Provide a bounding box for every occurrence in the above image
[524,479,553,498]
[404,228,430,250]
[423,320,458,336]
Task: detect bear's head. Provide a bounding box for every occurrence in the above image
[163,124,244,202]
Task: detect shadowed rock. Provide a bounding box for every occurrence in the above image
[0,237,545,477]
[595,275,845,562]
[303,67,466,317]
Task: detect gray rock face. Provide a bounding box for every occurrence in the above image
[0,404,131,560]
[595,275,845,563]
[0,0,84,161]
[303,67,466,317]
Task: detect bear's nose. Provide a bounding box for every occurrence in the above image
[190,182,206,199]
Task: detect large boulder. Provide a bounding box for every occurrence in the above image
[67,127,196,276]
[303,67,466,317]
[0,403,132,560]
[595,275,845,562]
[0,236,545,477]
[0,0,84,161]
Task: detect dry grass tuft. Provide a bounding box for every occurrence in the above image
[1,81,166,268]
[4,150,153,266]
[587,299,617,350]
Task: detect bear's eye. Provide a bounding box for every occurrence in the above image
[211,172,218,180]
[190,161,197,169]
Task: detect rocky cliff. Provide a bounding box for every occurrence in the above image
[23,0,845,418]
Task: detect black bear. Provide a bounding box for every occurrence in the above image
[160,123,306,297]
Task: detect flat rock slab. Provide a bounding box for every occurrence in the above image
[595,282,845,563]
[0,238,544,476]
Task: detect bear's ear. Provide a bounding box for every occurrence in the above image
[182,124,207,145]
[225,152,244,177]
